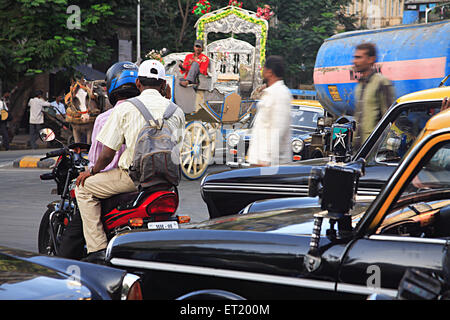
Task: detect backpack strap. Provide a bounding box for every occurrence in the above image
[127,97,163,128]
[162,101,179,120]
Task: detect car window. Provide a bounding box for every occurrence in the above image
[404,142,450,194]
[376,141,450,238]
[366,105,441,166]
[291,109,322,129]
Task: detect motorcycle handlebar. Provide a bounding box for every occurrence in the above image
[40,148,66,161]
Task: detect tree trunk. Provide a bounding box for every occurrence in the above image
[177,0,191,47]
[8,77,38,138]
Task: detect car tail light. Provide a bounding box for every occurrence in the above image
[145,192,178,216]
[121,274,143,300]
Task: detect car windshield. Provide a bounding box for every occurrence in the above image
[290,109,323,129]
[365,104,442,165]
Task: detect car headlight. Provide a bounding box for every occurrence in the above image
[317,117,325,127]
[292,139,304,153]
[227,133,240,147]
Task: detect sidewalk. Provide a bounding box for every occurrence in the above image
[4,134,57,168]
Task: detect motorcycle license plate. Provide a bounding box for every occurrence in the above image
[147,221,179,230]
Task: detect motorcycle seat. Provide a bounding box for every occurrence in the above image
[101,192,140,215]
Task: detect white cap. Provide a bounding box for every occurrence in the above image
[138,59,165,80]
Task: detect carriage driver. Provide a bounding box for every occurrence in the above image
[179,39,210,87]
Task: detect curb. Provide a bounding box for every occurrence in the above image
[13,156,57,168]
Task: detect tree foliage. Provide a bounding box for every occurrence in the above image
[0,0,134,89]
[0,0,356,92]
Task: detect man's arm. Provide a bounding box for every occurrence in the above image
[179,54,193,74]
[199,56,209,75]
[76,145,116,187]
[92,146,116,174]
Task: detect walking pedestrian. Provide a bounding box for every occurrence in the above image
[353,42,395,149]
[247,55,292,167]
[28,90,51,149]
[0,91,11,150]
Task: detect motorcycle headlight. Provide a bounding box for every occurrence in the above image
[292,139,304,153]
[227,133,240,147]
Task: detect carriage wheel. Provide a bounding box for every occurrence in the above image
[180,121,212,180]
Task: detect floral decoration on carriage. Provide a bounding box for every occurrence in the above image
[163,4,271,180]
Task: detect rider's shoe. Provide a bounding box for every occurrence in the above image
[82,249,106,265]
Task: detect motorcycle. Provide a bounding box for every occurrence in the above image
[37,128,190,259]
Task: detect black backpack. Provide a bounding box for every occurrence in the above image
[127,97,181,189]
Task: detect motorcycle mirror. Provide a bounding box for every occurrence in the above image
[39,128,56,142]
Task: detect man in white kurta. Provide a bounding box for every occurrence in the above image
[247,56,292,167]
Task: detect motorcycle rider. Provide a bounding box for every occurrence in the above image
[59,62,141,259]
[75,59,185,263]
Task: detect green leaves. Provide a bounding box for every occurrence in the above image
[0,0,122,88]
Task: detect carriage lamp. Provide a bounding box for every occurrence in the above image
[292,139,304,153]
[227,133,240,147]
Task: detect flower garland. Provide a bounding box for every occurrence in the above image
[192,0,212,16]
[144,49,165,65]
[256,4,274,20]
[196,7,268,67]
[228,0,243,8]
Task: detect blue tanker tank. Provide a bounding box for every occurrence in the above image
[313,20,450,117]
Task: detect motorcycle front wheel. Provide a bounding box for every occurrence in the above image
[38,208,60,256]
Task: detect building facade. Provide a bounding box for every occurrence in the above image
[346,0,405,28]
[346,0,448,28]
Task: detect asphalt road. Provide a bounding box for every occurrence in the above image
[0,149,230,253]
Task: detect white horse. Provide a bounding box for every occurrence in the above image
[65,80,102,143]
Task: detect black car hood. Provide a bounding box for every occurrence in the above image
[202,157,331,186]
[107,200,368,279]
[189,196,369,234]
[0,246,127,300]
[189,198,321,234]
[0,248,92,300]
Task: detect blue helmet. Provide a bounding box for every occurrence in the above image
[106,61,140,105]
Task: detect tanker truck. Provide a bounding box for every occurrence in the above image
[314,19,449,117]
[200,20,450,218]
[307,19,449,160]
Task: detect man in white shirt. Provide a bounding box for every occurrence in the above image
[75,60,185,263]
[50,95,66,119]
[28,90,51,149]
[247,55,292,168]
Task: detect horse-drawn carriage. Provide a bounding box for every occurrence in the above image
[164,5,269,179]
